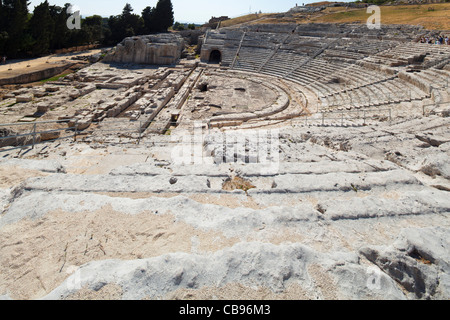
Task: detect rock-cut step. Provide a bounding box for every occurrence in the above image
[22,168,422,195]
[41,241,406,300]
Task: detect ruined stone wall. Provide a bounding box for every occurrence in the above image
[104,34,184,65]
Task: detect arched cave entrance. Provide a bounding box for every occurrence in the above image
[209,50,222,64]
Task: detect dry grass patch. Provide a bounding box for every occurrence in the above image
[311,3,450,30]
[220,13,275,27]
[222,176,256,192]
[254,3,450,30]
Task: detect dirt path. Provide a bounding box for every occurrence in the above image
[0,49,101,81]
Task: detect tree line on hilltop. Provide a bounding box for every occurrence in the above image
[0,0,176,58]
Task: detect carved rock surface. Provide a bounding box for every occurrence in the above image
[104,34,184,65]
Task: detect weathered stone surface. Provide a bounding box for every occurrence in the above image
[360,227,450,299]
[0,22,449,302]
[104,34,184,65]
[40,131,61,141]
[36,102,49,113]
[44,85,60,93]
[42,242,405,300]
[15,94,33,103]
[420,153,450,179]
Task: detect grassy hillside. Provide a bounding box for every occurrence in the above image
[219,13,276,28]
[312,3,450,30]
[220,3,450,31]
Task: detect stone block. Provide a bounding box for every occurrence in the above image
[40,131,61,141]
[36,103,49,113]
[16,95,33,103]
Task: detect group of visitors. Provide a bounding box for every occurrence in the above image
[419,35,449,45]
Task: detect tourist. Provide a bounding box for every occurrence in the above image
[1,56,6,64]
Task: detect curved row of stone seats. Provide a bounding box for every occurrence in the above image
[233,47,273,72]
[292,23,424,42]
[398,69,449,94]
[364,54,409,67]
[322,48,366,61]
[260,50,307,77]
[390,78,428,100]
[281,37,329,53]
[204,27,445,115]
[319,77,429,111]
[220,47,239,66]
[413,69,450,89]
[214,29,243,40]
[343,66,393,89]
[227,45,430,112]
[414,43,450,57]
[317,64,396,94]
[241,32,285,48]
[258,36,334,72]
[367,42,450,67]
[334,40,399,56]
[288,59,355,85]
[322,82,386,110]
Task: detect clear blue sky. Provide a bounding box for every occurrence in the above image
[27,0,334,24]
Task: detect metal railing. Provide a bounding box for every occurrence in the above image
[0,119,76,153]
[1,99,448,153]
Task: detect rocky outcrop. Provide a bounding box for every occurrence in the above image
[104,34,184,65]
[360,227,450,300]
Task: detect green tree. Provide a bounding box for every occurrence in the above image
[83,15,104,44]
[142,6,157,34]
[121,3,144,36]
[173,21,184,31]
[2,0,30,57]
[0,1,4,31]
[49,3,70,50]
[0,1,9,55]
[28,1,54,55]
[107,3,144,44]
[141,0,174,34]
[153,0,174,32]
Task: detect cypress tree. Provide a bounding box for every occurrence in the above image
[141,0,175,34]
[153,0,174,32]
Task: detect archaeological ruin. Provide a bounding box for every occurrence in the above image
[0,18,449,301]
